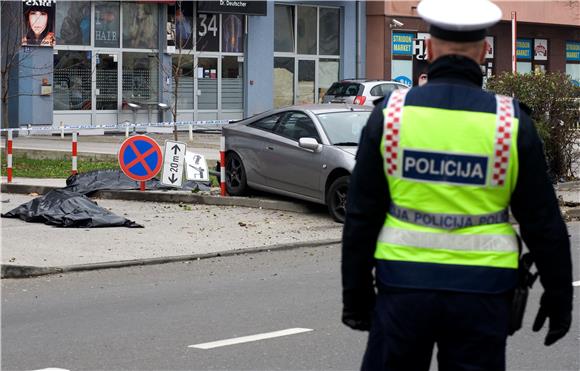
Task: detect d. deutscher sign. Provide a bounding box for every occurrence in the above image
[197,1,267,16]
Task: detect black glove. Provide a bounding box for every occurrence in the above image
[342,310,372,331]
[532,290,572,346]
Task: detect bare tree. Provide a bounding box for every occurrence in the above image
[159,1,198,141]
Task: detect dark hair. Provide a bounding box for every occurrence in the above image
[23,4,54,45]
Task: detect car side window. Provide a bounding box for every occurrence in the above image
[248,114,281,132]
[369,85,383,97]
[380,84,399,96]
[276,112,321,142]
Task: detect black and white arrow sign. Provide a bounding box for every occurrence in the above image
[161,140,187,187]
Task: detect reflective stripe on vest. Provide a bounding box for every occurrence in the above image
[388,203,509,230]
[376,89,519,275]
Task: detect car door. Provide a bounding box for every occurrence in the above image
[261,111,324,200]
[235,113,283,186]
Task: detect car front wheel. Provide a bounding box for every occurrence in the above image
[326,175,350,223]
[225,152,248,196]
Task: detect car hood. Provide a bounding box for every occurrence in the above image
[335,146,358,157]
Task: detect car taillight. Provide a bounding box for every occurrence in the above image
[353,96,366,105]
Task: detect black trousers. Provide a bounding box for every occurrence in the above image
[361,290,511,371]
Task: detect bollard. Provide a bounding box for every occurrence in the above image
[71,131,78,175]
[220,135,227,196]
[60,125,65,139]
[189,124,193,142]
[6,129,13,183]
[125,125,130,138]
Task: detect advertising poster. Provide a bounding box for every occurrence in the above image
[534,39,548,60]
[167,1,193,51]
[412,34,429,87]
[94,2,120,48]
[485,36,494,59]
[55,1,90,46]
[566,41,580,61]
[22,0,56,47]
[392,32,414,56]
[123,3,158,49]
[516,39,532,60]
[222,14,244,52]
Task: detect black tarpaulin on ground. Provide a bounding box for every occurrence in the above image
[64,169,211,195]
[2,169,211,228]
[2,189,142,228]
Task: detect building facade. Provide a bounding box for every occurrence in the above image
[366,1,580,87]
[1,0,365,128]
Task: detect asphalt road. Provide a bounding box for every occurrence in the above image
[2,223,579,371]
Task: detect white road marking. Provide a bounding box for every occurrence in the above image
[573,281,580,287]
[189,328,314,350]
[32,369,70,371]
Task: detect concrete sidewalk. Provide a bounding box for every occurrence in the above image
[0,175,338,279]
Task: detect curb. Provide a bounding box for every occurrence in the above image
[0,239,341,279]
[1,183,322,214]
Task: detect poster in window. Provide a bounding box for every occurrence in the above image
[55,1,90,45]
[222,14,243,52]
[534,39,548,61]
[22,0,56,47]
[485,36,494,59]
[167,1,193,51]
[197,13,219,51]
[123,3,158,49]
[94,2,119,48]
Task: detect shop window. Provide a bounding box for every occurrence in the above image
[274,5,340,106]
[122,2,158,49]
[122,53,159,105]
[275,5,295,53]
[53,51,92,111]
[297,60,315,104]
[565,41,580,86]
[172,55,194,110]
[94,2,120,48]
[197,13,219,52]
[222,14,244,53]
[167,2,194,50]
[297,6,317,55]
[55,1,90,46]
[198,58,218,109]
[222,56,243,110]
[319,59,339,101]
[274,57,295,108]
[319,8,339,55]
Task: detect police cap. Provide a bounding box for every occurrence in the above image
[418,0,502,42]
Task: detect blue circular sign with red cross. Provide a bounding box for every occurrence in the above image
[118,135,162,181]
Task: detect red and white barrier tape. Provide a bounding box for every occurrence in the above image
[220,136,227,197]
[71,131,78,175]
[6,130,13,183]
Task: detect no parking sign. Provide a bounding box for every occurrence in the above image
[118,135,162,182]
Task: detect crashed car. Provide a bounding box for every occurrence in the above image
[222,104,372,222]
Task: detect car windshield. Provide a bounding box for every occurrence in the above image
[316,111,371,145]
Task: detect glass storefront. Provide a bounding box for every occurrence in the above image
[53,1,245,124]
[273,4,341,108]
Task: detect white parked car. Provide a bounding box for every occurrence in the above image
[321,79,408,106]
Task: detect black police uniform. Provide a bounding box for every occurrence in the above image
[341,55,573,370]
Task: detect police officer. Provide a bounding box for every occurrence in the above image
[341,0,573,369]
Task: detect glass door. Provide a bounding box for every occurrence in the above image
[297,59,315,105]
[196,57,218,111]
[95,53,119,110]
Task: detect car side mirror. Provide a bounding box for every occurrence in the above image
[299,137,321,152]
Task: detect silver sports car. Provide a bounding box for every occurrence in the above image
[223,104,373,222]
